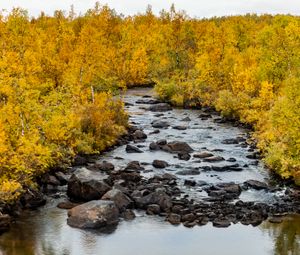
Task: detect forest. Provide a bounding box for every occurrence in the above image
[0,3,299,202]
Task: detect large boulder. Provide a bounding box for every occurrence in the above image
[67,168,111,201]
[102,189,132,210]
[148,103,172,112]
[67,200,119,229]
[166,141,193,153]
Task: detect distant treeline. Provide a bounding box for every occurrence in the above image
[0,3,299,201]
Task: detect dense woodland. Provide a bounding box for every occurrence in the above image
[0,3,299,201]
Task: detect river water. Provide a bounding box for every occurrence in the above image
[0,88,299,255]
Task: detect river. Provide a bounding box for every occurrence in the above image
[0,88,299,255]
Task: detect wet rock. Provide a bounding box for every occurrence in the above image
[122,209,136,220]
[67,200,119,229]
[166,141,193,153]
[157,139,167,146]
[133,130,147,140]
[173,125,187,130]
[184,180,197,186]
[181,117,191,122]
[57,201,79,209]
[134,190,172,212]
[222,138,240,145]
[213,219,231,228]
[136,99,161,104]
[161,173,177,181]
[125,161,144,171]
[0,213,11,234]
[198,113,212,119]
[244,180,269,190]
[88,161,115,172]
[152,160,169,168]
[176,169,200,176]
[126,144,143,153]
[149,142,160,150]
[227,158,237,162]
[67,168,111,201]
[149,129,160,135]
[211,164,243,172]
[193,152,214,159]
[178,152,191,161]
[182,213,196,222]
[102,189,132,211]
[42,174,60,186]
[148,103,172,112]
[55,171,69,185]
[203,156,225,162]
[73,155,88,166]
[246,152,260,159]
[151,120,170,128]
[147,204,161,215]
[167,213,181,225]
[20,189,46,209]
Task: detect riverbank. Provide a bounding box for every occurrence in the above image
[1,88,299,255]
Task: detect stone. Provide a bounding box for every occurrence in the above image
[222,138,239,144]
[148,103,172,112]
[193,152,214,158]
[133,130,147,140]
[152,160,169,168]
[126,144,143,153]
[67,200,119,229]
[184,180,197,186]
[173,126,187,130]
[181,117,191,122]
[166,141,193,153]
[55,171,69,185]
[168,213,181,225]
[203,156,225,162]
[147,204,161,215]
[157,139,167,146]
[178,152,191,161]
[122,209,136,220]
[67,168,111,201]
[134,190,172,212]
[213,219,231,228]
[176,169,200,175]
[151,120,170,128]
[149,142,160,150]
[57,201,79,209]
[125,161,144,171]
[102,189,132,210]
[244,180,268,190]
[20,189,46,209]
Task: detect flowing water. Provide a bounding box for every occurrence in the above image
[0,88,299,255]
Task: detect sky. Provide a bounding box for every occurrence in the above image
[0,0,300,18]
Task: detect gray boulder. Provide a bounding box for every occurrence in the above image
[67,200,119,229]
[67,168,111,201]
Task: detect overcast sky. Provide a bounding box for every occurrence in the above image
[1,0,300,18]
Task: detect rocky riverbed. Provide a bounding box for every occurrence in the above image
[0,87,299,255]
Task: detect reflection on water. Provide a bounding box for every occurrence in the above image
[0,204,299,255]
[261,215,300,255]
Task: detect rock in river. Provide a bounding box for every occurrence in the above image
[148,103,172,112]
[166,141,193,153]
[102,189,133,211]
[244,180,269,190]
[152,160,169,168]
[126,144,143,153]
[67,168,111,201]
[67,200,119,229]
[151,120,170,128]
